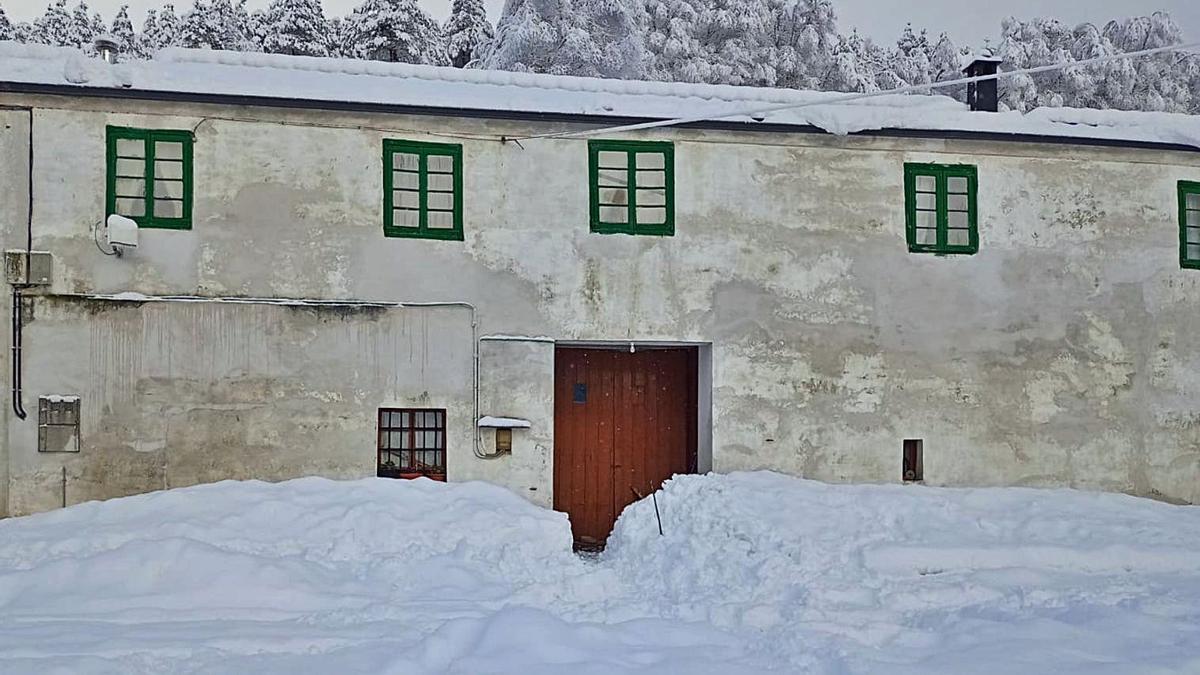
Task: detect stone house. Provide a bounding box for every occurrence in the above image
[1,44,1199,541]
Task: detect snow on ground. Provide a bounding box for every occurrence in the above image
[0,473,1198,674]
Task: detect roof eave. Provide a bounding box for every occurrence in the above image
[1,80,1196,155]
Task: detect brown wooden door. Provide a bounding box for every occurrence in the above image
[553,347,697,545]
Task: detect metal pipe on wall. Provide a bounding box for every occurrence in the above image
[11,107,34,421]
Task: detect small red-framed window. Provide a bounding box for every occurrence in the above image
[377,408,446,480]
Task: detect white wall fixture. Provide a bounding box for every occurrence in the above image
[105,214,138,253]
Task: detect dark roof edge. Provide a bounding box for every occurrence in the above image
[2,80,1197,155]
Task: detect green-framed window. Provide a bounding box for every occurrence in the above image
[904,163,978,255]
[588,140,674,236]
[105,126,194,230]
[383,139,463,240]
[1180,181,1200,269]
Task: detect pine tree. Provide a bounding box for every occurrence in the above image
[346,0,447,64]
[261,0,330,56]
[643,0,770,85]
[758,0,839,90]
[891,24,931,87]
[70,0,104,50]
[0,6,12,41]
[33,0,74,46]
[444,0,492,67]
[110,4,135,53]
[484,0,649,79]
[140,3,180,54]
[180,0,255,51]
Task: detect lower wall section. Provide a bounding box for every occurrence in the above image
[6,295,476,515]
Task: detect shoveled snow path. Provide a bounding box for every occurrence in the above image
[0,472,1198,673]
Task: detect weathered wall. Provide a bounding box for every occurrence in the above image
[0,108,27,517]
[6,297,473,514]
[1,94,1199,513]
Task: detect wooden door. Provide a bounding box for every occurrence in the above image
[553,347,697,545]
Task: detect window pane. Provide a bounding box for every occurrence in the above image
[916,211,936,228]
[154,199,183,219]
[1188,210,1200,228]
[155,180,184,199]
[947,195,969,212]
[947,176,969,193]
[428,211,454,229]
[393,209,419,227]
[948,211,969,228]
[424,431,437,448]
[154,160,184,180]
[427,173,454,191]
[636,170,666,189]
[115,197,145,217]
[395,190,420,209]
[400,411,410,427]
[1187,193,1200,210]
[599,206,628,223]
[116,138,144,157]
[114,178,146,198]
[915,175,935,192]
[638,189,667,206]
[399,431,410,449]
[115,158,144,177]
[947,229,970,246]
[597,151,626,169]
[915,228,937,245]
[427,192,454,210]
[427,155,454,173]
[1186,228,1200,245]
[636,207,667,225]
[597,169,627,187]
[599,187,628,206]
[915,193,936,210]
[155,141,184,160]
[1188,244,1200,261]
[386,411,400,427]
[636,153,665,170]
[392,153,419,171]
[435,431,444,449]
[394,172,419,190]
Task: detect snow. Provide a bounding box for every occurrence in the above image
[1,472,1199,673]
[477,415,532,428]
[40,394,79,403]
[1,41,1198,149]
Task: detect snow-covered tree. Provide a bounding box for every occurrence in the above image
[822,29,898,92]
[891,24,931,87]
[444,0,492,67]
[110,4,136,53]
[482,0,648,79]
[32,0,74,46]
[642,0,772,85]
[0,6,13,41]
[139,3,180,54]
[179,0,256,51]
[260,0,329,56]
[346,0,446,64]
[757,0,839,90]
[70,0,104,50]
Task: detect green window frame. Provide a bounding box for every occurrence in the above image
[383,139,463,241]
[904,163,978,255]
[1180,181,1200,269]
[588,140,674,236]
[105,126,194,230]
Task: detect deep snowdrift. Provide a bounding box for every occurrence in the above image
[1,473,1198,674]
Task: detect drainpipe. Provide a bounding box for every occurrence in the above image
[11,108,34,421]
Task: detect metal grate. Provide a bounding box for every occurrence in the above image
[377,408,446,480]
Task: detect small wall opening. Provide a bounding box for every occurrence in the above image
[903,439,923,482]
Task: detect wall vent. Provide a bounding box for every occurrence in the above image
[38,396,81,453]
[903,439,923,482]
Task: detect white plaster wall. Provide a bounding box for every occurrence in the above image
[1,95,1199,512]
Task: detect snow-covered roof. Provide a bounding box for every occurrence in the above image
[2,41,1199,151]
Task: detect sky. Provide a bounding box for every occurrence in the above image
[2,0,1196,48]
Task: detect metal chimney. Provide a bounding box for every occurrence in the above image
[963,55,1002,112]
[94,35,121,64]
